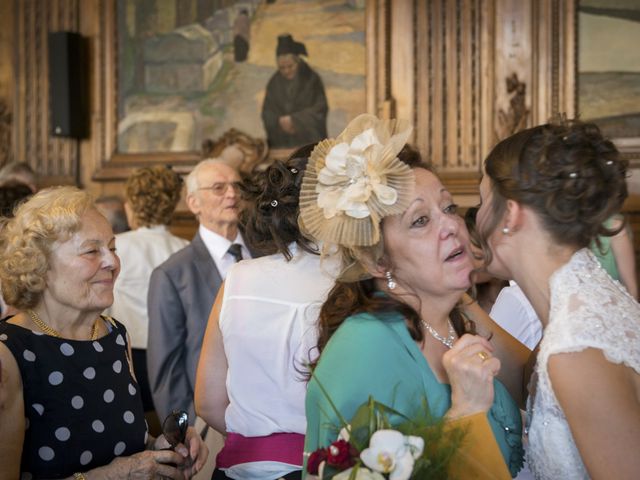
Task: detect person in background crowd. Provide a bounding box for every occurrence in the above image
[0,161,38,192]
[302,114,526,478]
[195,145,340,479]
[147,159,250,477]
[95,194,130,234]
[261,34,328,149]
[590,214,638,299]
[0,186,207,479]
[476,121,640,479]
[106,166,189,418]
[0,180,33,320]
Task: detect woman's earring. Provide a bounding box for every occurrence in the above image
[502,227,510,234]
[385,271,397,290]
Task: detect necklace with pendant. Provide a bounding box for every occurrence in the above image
[28,310,100,340]
[421,318,456,348]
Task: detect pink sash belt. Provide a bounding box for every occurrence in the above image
[215,432,305,468]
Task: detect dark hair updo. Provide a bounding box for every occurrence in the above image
[240,143,318,260]
[482,121,628,248]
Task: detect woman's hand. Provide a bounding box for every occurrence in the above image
[443,333,501,419]
[153,427,208,478]
[178,426,209,477]
[103,449,187,479]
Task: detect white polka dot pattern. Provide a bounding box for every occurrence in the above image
[38,446,54,461]
[92,420,105,433]
[112,360,122,373]
[71,395,84,409]
[114,441,126,456]
[123,411,135,424]
[48,371,63,386]
[103,389,115,403]
[0,318,148,476]
[54,427,71,441]
[79,450,93,465]
[60,343,74,356]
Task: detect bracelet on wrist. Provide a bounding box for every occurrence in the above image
[73,473,87,480]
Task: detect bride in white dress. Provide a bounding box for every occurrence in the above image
[475,121,640,479]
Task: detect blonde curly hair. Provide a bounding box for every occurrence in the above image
[0,186,94,309]
[125,166,183,227]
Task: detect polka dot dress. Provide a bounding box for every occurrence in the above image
[0,317,147,479]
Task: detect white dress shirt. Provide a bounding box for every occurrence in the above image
[198,225,250,279]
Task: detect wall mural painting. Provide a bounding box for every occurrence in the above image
[579,0,640,139]
[117,0,366,155]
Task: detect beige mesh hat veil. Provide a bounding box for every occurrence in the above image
[299,113,415,281]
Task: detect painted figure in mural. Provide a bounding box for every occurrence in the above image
[261,34,328,149]
[233,9,250,62]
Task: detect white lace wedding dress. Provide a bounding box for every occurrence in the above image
[525,249,640,479]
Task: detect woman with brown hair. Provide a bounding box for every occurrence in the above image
[476,121,640,479]
[301,114,526,478]
[195,146,340,479]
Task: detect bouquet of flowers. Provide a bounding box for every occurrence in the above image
[306,391,466,480]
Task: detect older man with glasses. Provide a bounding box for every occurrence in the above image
[147,159,251,478]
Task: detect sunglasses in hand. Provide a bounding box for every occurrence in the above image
[162,409,189,450]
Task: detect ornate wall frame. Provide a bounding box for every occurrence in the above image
[90,0,373,181]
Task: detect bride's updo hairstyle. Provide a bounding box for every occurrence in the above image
[480,121,628,250]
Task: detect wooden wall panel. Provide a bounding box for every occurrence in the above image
[12,0,80,186]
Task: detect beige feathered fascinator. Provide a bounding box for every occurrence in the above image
[299,114,415,279]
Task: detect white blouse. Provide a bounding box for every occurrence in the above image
[219,245,339,436]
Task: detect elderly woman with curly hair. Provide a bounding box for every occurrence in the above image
[106,166,189,413]
[0,186,207,479]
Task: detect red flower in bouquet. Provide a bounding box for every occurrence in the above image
[326,439,358,469]
[308,447,329,475]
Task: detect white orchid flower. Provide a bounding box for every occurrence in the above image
[316,128,398,220]
[338,426,351,442]
[360,430,425,480]
[333,466,386,480]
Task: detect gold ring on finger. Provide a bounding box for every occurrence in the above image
[477,351,490,361]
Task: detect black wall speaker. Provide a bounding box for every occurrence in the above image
[48,31,88,138]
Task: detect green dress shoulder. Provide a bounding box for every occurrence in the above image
[305,311,524,477]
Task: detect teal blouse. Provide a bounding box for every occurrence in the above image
[305,311,524,477]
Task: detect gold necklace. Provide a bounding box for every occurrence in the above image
[28,310,100,340]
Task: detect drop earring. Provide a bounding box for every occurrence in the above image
[502,227,510,234]
[385,271,397,290]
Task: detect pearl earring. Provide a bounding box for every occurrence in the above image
[385,271,397,290]
[502,227,510,234]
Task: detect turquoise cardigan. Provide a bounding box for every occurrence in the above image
[305,311,524,477]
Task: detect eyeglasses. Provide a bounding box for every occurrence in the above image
[198,181,242,196]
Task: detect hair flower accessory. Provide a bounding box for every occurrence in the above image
[299,114,415,248]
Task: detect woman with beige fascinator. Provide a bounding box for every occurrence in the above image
[302,114,526,478]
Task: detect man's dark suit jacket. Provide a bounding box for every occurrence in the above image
[147,232,222,423]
